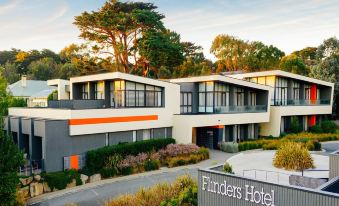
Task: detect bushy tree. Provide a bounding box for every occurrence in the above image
[210,34,284,72]
[28,57,58,80]
[309,37,339,117]
[0,131,25,206]
[279,54,308,75]
[274,142,314,175]
[0,63,20,84]
[74,0,165,73]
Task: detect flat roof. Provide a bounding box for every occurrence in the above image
[227,70,334,87]
[170,75,271,91]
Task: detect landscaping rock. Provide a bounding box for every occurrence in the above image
[18,186,30,199]
[43,182,51,193]
[89,174,101,183]
[29,182,44,197]
[80,174,89,184]
[66,179,76,189]
[20,177,33,186]
[34,174,41,182]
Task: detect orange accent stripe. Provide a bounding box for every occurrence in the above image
[69,115,158,126]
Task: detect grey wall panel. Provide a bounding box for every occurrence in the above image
[21,118,32,134]
[329,152,339,180]
[109,131,133,145]
[44,120,106,172]
[10,117,20,132]
[34,120,46,137]
[198,168,339,206]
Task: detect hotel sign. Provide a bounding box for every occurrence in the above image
[202,175,276,206]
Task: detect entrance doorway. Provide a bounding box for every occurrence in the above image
[196,127,221,149]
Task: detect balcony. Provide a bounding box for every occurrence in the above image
[214,105,267,114]
[272,99,331,106]
[48,99,106,109]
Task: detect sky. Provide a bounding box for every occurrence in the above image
[0,0,339,60]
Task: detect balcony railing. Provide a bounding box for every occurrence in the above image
[214,105,267,113]
[272,99,331,106]
[48,99,106,109]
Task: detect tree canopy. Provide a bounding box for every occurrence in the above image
[210,34,284,72]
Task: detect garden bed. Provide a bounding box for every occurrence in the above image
[220,132,339,153]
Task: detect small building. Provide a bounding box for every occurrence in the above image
[7,75,57,107]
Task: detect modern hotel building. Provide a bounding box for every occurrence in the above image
[3,71,334,172]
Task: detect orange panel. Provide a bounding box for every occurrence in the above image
[310,84,317,104]
[69,115,158,126]
[208,125,224,129]
[309,115,316,127]
[70,155,79,170]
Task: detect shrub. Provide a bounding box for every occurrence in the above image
[223,162,234,174]
[321,120,337,133]
[144,159,160,171]
[86,138,175,173]
[273,142,314,171]
[105,175,197,206]
[158,144,200,158]
[100,168,118,178]
[220,142,238,153]
[262,141,280,150]
[42,169,82,191]
[306,140,321,151]
[238,141,262,151]
[197,147,209,159]
[167,153,206,168]
[120,166,134,176]
[310,125,323,133]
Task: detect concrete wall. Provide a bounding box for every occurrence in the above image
[173,112,269,144]
[198,168,339,206]
[260,105,333,137]
[42,120,106,172]
[329,151,339,180]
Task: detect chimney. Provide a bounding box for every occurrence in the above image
[21,75,27,87]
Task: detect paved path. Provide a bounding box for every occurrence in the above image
[28,150,233,206]
[227,150,329,185]
[322,141,339,153]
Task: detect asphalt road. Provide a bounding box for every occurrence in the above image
[29,150,233,206]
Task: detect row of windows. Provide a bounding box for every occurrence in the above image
[181,82,256,113]
[79,80,163,108]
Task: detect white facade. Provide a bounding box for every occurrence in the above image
[228,70,334,137]
[8,70,335,146]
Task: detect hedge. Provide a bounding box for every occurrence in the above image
[41,169,82,191]
[86,138,175,173]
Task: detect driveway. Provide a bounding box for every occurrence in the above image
[28,150,234,206]
[322,141,339,153]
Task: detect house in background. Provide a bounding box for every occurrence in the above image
[7,75,57,107]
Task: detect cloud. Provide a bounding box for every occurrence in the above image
[0,0,22,14]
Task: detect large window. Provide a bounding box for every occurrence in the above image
[94,81,104,100]
[114,80,162,108]
[81,83,88,99]
[198,82,214,112]
[293,81,300,100]
[305,84,311,100]
[214,82,229,107]
[180,92,192,113]
[275,77,288,105]
[235,87,244,106]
